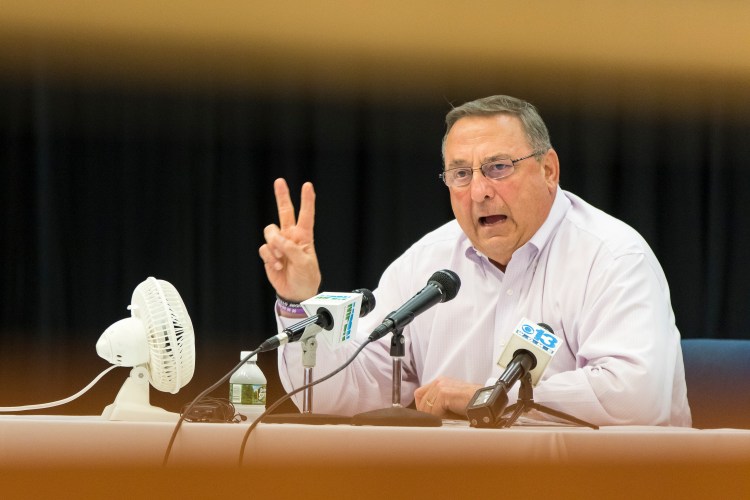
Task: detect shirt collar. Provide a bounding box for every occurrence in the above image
[527,186,570,253]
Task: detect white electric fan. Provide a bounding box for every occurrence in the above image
[96,276,195,422]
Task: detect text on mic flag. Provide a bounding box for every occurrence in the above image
[301,292,363,349]
[496,318,561,386]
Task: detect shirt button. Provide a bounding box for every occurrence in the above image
[506,289,514,296]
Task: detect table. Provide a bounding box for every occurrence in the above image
[1,415,749,498]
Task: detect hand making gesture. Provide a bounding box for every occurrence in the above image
[259,178,322,305]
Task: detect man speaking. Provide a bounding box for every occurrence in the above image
[258,95,691,426]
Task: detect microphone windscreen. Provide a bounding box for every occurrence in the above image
[353,288,376,317]
[429,269,461,302]
[538,322,553,333]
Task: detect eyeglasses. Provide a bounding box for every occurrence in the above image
[439,151,544,188]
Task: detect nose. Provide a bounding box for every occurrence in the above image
[470,169,495,203]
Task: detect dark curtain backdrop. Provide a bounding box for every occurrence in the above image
[1,76,749,415]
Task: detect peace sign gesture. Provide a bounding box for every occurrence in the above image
[259,178,321,305]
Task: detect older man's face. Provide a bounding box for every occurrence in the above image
[443,114,559,269]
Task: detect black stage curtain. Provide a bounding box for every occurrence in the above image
[1,77,748,414]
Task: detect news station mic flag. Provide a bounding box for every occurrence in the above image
[262,289,375,425]
[259,289,375,352]
[466,319,561,427]
[496,319,561,386]
[301,292,365,349]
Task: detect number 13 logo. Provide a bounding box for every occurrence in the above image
[534,329,558,349]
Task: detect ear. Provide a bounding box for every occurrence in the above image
[542,148,560,192]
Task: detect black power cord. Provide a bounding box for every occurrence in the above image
[162,348,261,466]
[237,338,373,466]
[180,397,244,423]
[164,338,374,467]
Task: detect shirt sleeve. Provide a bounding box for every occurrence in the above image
[530,251,686,426]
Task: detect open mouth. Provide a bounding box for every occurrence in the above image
[479,215,507,226]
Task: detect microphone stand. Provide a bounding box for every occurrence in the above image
[351,328,441,427]
[498,373,598,429]
[262,326,350,425]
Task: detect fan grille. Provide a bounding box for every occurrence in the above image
[131,278,195,393]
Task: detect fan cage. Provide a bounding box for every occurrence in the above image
[132,278,195,393]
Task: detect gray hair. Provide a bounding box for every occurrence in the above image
[442,95,552,160]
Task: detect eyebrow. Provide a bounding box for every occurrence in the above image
[446,153,513,169]
[446,159,471,169]
[482,153,513,164]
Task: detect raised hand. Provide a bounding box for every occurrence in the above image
[259,178,322,304]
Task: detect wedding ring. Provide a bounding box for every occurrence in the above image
[425,399,434,407]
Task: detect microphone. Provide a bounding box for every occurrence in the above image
[368,270,461,342]
[259,288,376,352]
[495,319,559,386]
[466,319,561,428]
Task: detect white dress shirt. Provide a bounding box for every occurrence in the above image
[277,187,692,426]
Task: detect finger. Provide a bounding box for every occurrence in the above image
[414,385,434,412]
[264,228,314,269]
[296,182,316,234]
[413,384,428,405]
[421,393,438,414]
[259,244,283,271]
[274,232,312,262]
[263,224,284,259]
[274,178,297,230]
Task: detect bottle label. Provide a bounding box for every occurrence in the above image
[230,383,267,405]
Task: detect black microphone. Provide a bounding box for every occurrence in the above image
[259,288,376,352]
[368,270,461,342]
[466,321,557,428]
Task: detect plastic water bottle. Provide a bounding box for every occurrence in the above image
[229,351,267,421]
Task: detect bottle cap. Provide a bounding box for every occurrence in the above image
[241,351,258,362]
